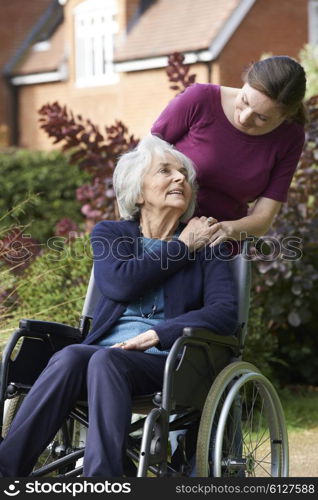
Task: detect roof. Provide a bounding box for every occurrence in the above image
[114,0,248,62]
[0,0,54,71]
[6,0,257,81]
[12,23,65,76]
[4,0,64,78]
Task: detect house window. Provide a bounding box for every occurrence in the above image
[32,41,51,52]
[74,0,119,87]
[309,0,318,45]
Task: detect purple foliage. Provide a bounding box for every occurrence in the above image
[166,52,197,92]
[38,103,138,229]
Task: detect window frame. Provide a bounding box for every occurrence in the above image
[309,0,318,45]
[73,0,119,87]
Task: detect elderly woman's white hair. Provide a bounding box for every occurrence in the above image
[113,134,197,221]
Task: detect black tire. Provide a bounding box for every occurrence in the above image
[196,362,289,477]
[2,395,84,476]
[2,395,24,437]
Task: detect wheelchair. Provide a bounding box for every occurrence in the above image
[0,241,289,477]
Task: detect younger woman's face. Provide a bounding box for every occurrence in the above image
[234,83,286,135]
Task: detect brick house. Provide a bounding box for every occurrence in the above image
[0,0,315,149]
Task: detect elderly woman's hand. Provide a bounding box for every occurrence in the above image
[178,216,220,251]
[110,330,160,351]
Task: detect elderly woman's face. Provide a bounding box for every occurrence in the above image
[138,153,192,217]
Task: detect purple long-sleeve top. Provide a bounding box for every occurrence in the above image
[151,84,305,221]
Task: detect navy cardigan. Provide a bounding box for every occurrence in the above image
[83,220,238,350]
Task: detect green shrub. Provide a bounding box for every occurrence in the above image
[252,246,318,386]
[279,386,318,431]
[1,235,93,341]
[271,323,318,386]
[0,149,90,242]
[299,44,318,99]
[243,301,279,382]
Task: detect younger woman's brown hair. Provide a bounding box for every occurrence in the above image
[244,56,307,125]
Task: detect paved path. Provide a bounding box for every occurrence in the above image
[289,428,318,477]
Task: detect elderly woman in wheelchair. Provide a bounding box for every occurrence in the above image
[0,135,288,478]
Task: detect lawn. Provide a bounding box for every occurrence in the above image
[279,386,318,432]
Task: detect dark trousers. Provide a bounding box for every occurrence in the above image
[0,344,167,477]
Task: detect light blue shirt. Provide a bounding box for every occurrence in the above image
[97,236,168,355]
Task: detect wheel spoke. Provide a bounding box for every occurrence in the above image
[254,387,265,461]
[252,433,271,453]
[253,460,272,477]
[244,427,270,452]
[254,449,273,466]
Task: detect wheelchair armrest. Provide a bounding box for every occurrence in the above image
[182,327,240,349]
[19,319,82,341]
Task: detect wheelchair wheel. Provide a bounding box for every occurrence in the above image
[3,395,84,476]
[196,361,288,477]
[2,396,24,437]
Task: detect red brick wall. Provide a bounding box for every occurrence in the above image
[0,0,52,145]
[17,64,209,150]
[218,0,308,87]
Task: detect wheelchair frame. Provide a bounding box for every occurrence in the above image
[0,242,289,477]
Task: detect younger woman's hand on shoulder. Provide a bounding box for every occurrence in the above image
[209,221,235,247]
[178,216,220,251]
